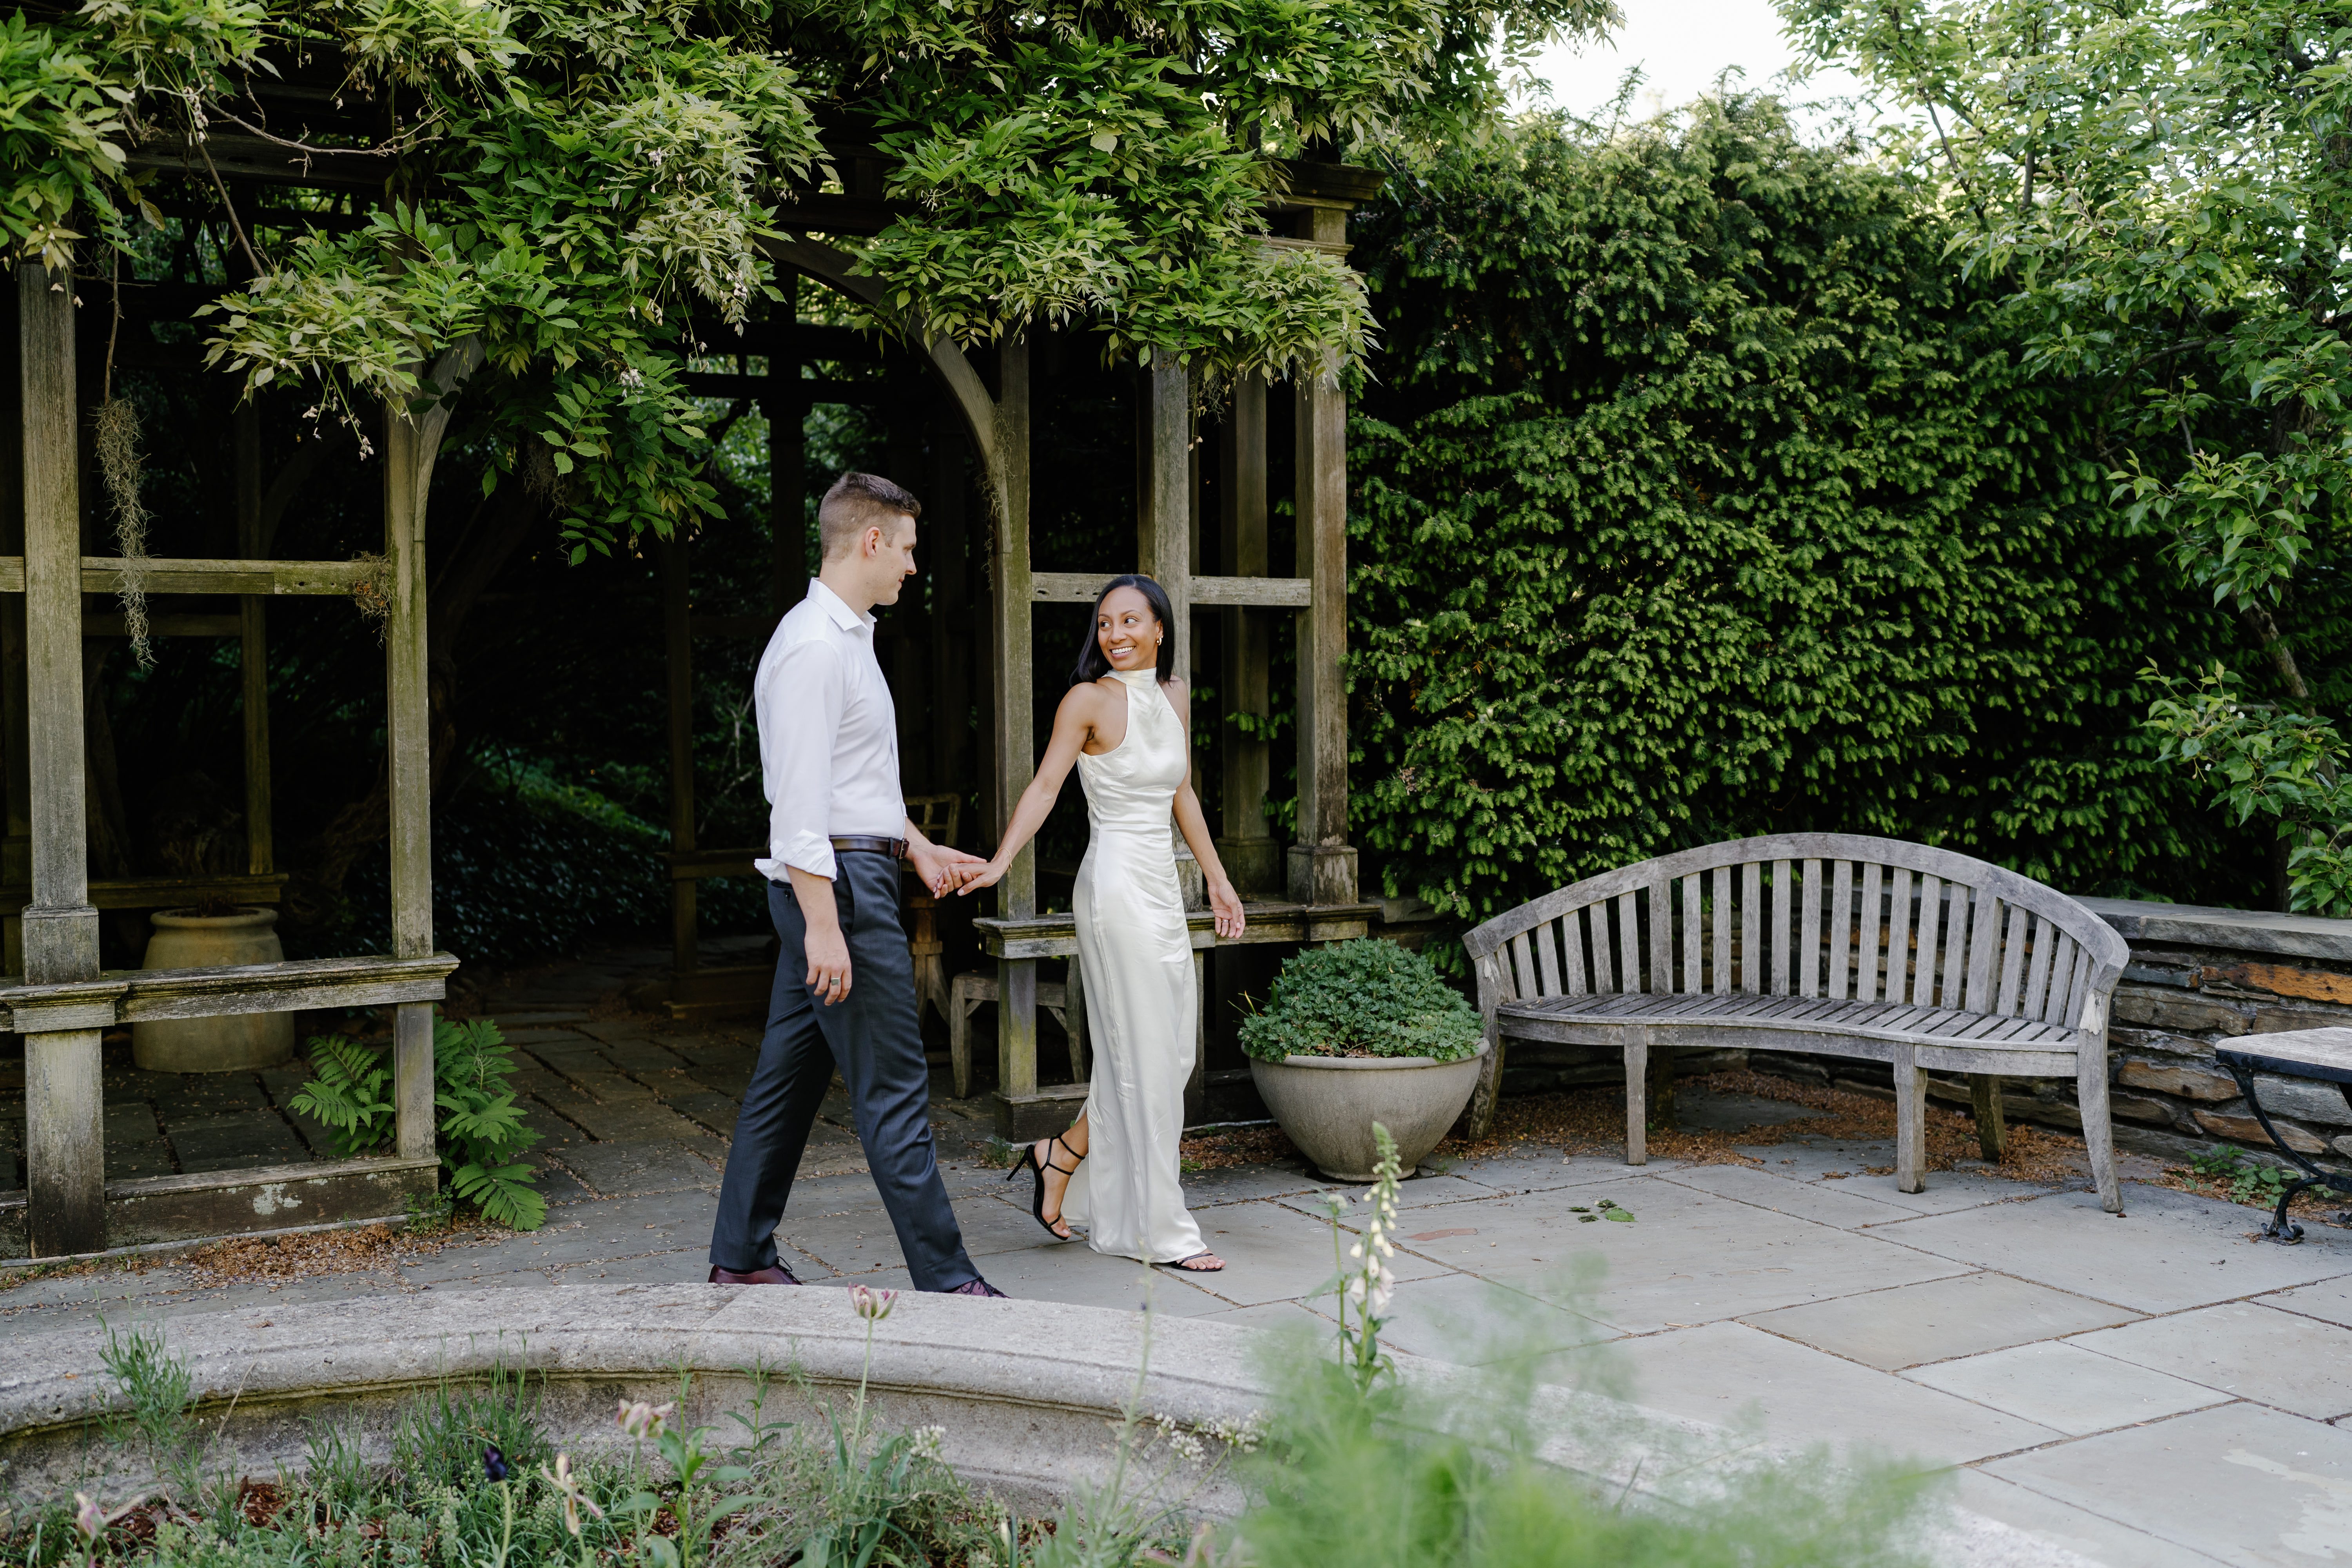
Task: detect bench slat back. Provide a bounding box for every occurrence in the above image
[1466,833,2127,1039]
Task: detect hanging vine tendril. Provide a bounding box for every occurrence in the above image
[96,253,153,666]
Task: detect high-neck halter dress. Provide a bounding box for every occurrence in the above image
[1056,668,1209,1265]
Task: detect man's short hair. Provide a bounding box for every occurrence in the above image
[818,472,921,561]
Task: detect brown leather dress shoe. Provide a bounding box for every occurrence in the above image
[946,1276,1008,1297]
[708,1263,801,1285]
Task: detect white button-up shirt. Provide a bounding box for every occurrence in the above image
[753,579,904,882]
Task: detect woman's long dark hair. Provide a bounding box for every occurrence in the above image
[1069,573,1176,687]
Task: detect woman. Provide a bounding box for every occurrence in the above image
[953,575,1245,1272]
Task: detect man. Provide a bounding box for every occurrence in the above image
[708,471,1004,1296]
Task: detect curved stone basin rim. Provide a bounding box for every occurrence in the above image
[0,1285,2086,1564]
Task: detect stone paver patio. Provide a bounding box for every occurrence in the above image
[5,951,2350,1566]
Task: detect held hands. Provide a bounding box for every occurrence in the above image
[907,839,987,898]
[950,858,1010,896]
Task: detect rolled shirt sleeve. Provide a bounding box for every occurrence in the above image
[761,635,845,881]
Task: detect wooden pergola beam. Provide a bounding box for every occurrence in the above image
[0,557,374,595]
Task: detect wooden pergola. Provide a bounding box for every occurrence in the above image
[1,117,1389,1256]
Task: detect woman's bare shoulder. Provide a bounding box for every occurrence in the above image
[1058,681,1118,719]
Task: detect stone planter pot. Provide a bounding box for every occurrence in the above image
[132,907,296,1073]
[1250,1041,1489,1181]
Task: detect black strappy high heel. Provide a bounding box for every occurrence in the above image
[1008,1135,1083,1240]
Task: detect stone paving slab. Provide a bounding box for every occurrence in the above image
[1395,1179,1973,1334]
[1609,1320,2065,1466]
[1904,1341,2231,1436]
[169,1112,309,1172]
[1878,1183,2352,1314]
[1179,1199,1453,1308]
[1659,1161,1920,1229]
[1739,1141,2049,1215]
[1947,1472,2228,1568]
[2066,1301,2352,1421]
[546,1140,722,1199]
[1374,1271,1614,1383]
[1176,1165,1330,1209]
[1741,1271,2142,1371]
[541,1096,719,1146]
[1981,1401,2352,1566]
[1437,1152,1684,1194]
[846,1247,1234,1316]
[2251,1274,2352,1330]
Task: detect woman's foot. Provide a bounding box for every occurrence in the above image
[1033,1135,1082,1240]
[1163,1252,1224,1272]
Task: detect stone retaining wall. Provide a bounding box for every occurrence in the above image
[2077,897,2352,1168]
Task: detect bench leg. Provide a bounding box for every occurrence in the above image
[2077,1047,2122,1216]
[1623,1036,1649,1166]
[1969,1073,2007,1162]
[1894,1049,1926,1194]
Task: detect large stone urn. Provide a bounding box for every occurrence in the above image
[1250,1041,1488,1182]
[132,907,296,1073]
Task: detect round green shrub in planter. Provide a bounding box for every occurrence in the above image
[1240,940,1488,1181]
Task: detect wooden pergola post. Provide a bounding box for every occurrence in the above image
[18,265,103,1255]
[990,338,1038,1107]
[381,342,479,1168]
[0,272,26,981]
[1290,211,1358,908]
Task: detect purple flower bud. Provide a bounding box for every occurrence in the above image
[483,1445,509,1483]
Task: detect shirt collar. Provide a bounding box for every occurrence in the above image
[808,578,874,632]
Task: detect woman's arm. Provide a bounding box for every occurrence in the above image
[955,684,1105,895]
[1168,680,1247,940]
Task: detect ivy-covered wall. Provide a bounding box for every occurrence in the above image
[1343,98,2269,941]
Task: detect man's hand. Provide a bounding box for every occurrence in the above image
[907,838,985,898]
[953,858,1010,896]
[788,866,852,1005]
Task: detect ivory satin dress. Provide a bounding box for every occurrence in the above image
[1057,669,1210,1264]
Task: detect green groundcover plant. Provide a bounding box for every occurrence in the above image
[1239,938,1484,1063]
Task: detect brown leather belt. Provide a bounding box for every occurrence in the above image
[830,835,907,859]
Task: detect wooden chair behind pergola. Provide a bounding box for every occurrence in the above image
[1,123,1390,1258]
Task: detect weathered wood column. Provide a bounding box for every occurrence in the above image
[0,272,27,980]
[1290,210,1357,907]
[383,343,478,1167]
[1216,374,1278,896]
[1139,357,1192,679]
[991,338,1040,1112]
[236,408,273,875]
[1139,355,1203,915]
[19,264,104,1255]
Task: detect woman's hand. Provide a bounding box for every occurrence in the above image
[954,858,1010,896]
[1209,877,1247,941]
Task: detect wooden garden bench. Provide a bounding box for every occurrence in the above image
[1462,833,2130,1212]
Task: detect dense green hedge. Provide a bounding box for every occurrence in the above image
[1342,98,2263,938]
